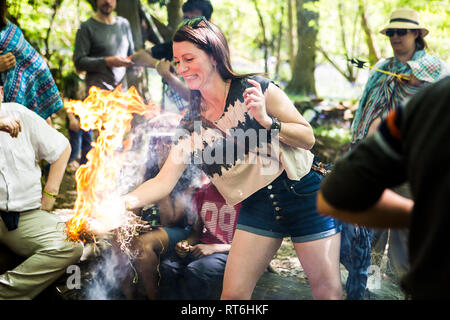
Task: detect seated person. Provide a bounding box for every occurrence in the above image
[118,133,204,300]
[0,87,83,299]
[159,182,241,300]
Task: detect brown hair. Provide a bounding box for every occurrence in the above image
[173,19,256,123]
[173,19,244,82]
[414,30,427,51]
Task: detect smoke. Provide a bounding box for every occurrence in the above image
[85,245,130,300]
[83,112,206,299]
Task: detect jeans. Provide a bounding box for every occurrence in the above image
[68,129,93,164]
[159,251,228,300]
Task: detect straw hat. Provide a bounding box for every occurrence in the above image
[380,8,429,37]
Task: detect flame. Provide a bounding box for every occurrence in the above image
[64,85,159,243]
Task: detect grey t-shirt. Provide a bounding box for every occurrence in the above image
[73,16,134,93]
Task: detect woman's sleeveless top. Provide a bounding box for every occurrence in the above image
[174,75,285,205]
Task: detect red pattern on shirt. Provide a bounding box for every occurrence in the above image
[194,183,241,245]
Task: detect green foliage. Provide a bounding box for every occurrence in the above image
[317,0,450,67]
[6,0,448,98]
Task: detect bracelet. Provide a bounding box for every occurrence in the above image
[270,116,282,131]
[155,59,161,69]
[43,189,58,199]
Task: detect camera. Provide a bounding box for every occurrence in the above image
[151,41,173,61]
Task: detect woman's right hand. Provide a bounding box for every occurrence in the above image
[0,51,16,72]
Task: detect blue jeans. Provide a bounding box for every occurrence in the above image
[159,251,228,300]
[68,129,93,164]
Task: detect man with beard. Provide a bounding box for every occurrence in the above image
[70,0,135,169]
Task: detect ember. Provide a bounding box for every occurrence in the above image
[64,85,159,246]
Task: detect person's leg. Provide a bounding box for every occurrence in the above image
[387,229,410,281]
[184,252,229,300]
[131,228,169,300]
[68,129,81,163]
[221,230,282,300]
[159,255,189,300]
[294,233,342,300]
[80,129,94,165]
[371,228,389,267]
[0,209,83,299]
[111,237,141,299]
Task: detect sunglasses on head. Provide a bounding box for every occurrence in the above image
[386,29,410,37]
[177,15,209,29]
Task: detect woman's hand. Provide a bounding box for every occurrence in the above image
[0,116,21,138]
[243,79,272,129]
[0,51,16,72]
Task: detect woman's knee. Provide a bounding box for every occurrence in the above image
[309,275,343,300]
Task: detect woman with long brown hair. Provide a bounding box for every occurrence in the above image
[124,17,342,299]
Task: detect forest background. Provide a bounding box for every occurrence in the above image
[6,0,450,157]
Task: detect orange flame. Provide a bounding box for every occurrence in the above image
[64,85,160,242]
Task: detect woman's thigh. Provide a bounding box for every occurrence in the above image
[294,233,342,299]
[221,230,283,300]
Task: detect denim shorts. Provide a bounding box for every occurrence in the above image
[236,168,341,243]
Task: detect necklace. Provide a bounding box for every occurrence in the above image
[201,80,230,121]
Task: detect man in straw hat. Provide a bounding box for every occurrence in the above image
[339,8,448,300]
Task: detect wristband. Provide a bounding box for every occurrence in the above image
[270,116,281,131]
[43,189,58,199]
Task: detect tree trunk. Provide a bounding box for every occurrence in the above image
[117,0,144,50]
[251,0,269,75]
[44,0,60,61]
[287,0,296,71]
[116,0,150,102]
[274,5,285,80]
[359,0,380,66]
[166,0,183,37]
[286,0,318,97]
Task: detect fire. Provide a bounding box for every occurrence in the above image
[64,85,159,243]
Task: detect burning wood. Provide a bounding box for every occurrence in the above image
[64,85,160,247]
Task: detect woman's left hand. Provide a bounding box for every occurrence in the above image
[243,79,272,129]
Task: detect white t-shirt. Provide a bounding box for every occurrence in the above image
[0,102,69,211]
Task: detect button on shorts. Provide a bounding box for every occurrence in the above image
[236,169,341,243]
